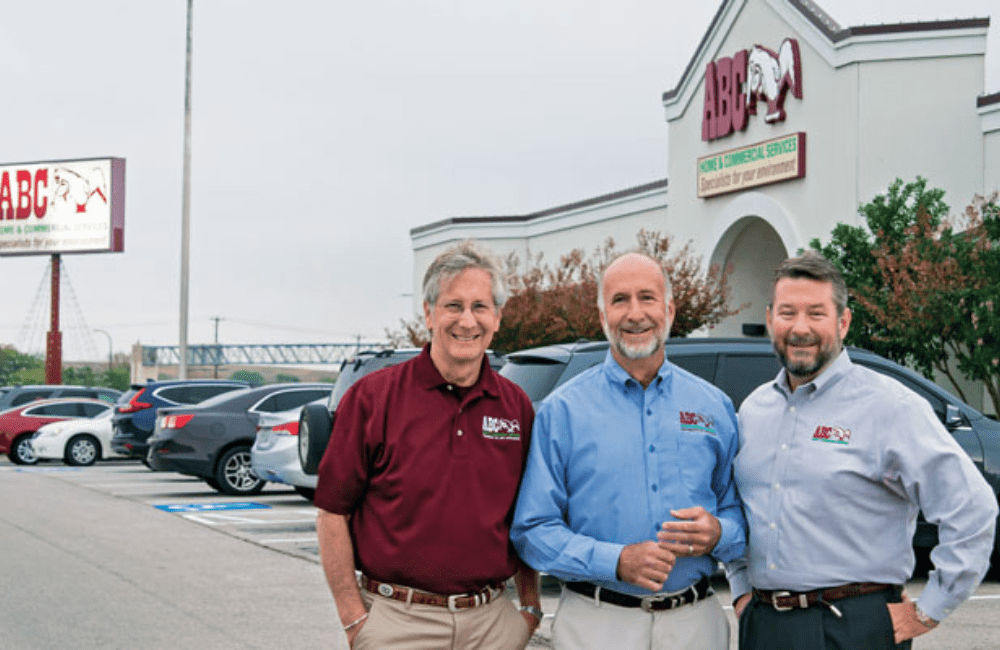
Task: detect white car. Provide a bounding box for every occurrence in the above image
[31,409,123,466]
[251,399,321,500]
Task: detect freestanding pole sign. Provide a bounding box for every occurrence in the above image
[0,157,126,383]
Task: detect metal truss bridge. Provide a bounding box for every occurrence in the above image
[141,342,390,367]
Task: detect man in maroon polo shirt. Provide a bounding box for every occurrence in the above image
[315,240,541,650]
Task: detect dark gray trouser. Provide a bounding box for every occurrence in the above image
[738,587,912,650]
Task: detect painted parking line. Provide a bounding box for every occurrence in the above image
[259,537,318,544]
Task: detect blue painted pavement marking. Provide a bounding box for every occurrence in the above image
[154,502,271,512]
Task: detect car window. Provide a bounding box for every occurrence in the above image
[27,402,80,417]
[258,388,331,413]
[61,389,96,399]
[156,386,192,404]
[96,390,120,403]
[188,385,245,403]
[12,389,54,406]
[715,353,782,410]
[499,358,566,404]
[668,352,718,384]
[81,403,111,418]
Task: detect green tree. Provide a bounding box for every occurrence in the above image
[230,370,264,384]
[811,177,1000,407]
[0,347,43,386]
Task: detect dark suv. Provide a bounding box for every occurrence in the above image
[0,385,121,412]
[111,379,253,461]
[298,348,505,474]
[499,337,1000,564]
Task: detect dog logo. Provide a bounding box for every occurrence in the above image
[747,38,802,123]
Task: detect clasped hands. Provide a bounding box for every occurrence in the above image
[615,506,721,591]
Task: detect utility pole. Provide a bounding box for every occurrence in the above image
[178,0,194,379]
[210,316,223,378]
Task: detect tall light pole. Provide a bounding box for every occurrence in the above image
[179,0,194,379]
[93,329,113,373]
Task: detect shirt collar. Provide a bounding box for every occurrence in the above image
[601,348,672,390]
[414,343,500,398]
[773,348,853,397]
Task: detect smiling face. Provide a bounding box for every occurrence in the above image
[767,276,851,390]
[424,267,501,383]
[599,254,675,368]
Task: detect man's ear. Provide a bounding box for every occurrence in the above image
[423,301,433,332]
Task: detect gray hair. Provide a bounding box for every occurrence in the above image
[422,240,508,310]
[596,251,673,312]
[772,251,848,315]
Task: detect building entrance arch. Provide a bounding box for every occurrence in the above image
[707,202,793,337]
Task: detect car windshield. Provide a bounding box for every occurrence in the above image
[500,357,566,403]
[190,387,252,409]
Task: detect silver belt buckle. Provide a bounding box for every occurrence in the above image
[640,594,668,612]
[770,590,793,612]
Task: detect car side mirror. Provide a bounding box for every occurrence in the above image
[944,404,965,429]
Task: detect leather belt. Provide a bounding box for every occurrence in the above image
[360,576,503,612]
[565,575,713,612]
[753,582,898,612]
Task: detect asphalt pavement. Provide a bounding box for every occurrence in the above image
[2,458,999,649]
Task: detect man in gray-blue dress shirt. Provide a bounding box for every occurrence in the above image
[730,251,997,649]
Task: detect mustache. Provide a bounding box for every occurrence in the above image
[785,334,820,346]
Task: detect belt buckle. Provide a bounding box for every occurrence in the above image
[640,594,669,612]
[770,590,793,612]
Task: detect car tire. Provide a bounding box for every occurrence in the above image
[293,486,316,502]
[213,446,266,496]
[65,434,100,466]
[10,435,38,465]
[299,403,332,475]
[204,476,221,490]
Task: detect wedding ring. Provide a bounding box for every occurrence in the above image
[689,544,694,554]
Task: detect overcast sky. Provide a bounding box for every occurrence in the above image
[1,0,997,363]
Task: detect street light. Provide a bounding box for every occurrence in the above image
[93,329,113,373]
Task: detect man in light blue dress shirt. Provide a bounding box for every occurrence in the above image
[511,252,747,650]
[730,252,997,649]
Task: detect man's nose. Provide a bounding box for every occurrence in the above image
[458,306,477,326]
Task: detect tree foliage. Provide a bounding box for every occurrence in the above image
[811,177,1000,409]
[387,229,744,353]
[0,347,43,386]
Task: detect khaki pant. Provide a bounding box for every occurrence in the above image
[354,588,531,650]
[552,586,730,650]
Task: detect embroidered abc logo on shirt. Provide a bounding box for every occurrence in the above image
[481,416,521,440]
[812,425,852,445]
[679,411,716,435]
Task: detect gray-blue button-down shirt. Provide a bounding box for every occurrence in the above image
[728,350,997,622]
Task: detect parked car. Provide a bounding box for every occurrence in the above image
[297,348,505,475]
[1,398,113,465]
[30,408,122,466]
[251,398,326,501]
[498,337,1000,565]
[0,384,121,411]
[146,383,333,496]
[111,379,254,461]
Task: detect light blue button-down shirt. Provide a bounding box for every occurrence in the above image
[511,350,746,597]
[729,350,998,621]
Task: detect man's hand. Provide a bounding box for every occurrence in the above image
[519,610,542,637]
[345,617,367,648]
[734,593,752,618]
[616,541,676,591]
[657,506,721,557]
[887,591,936,643]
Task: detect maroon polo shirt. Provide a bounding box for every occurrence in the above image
[314,345,534,595]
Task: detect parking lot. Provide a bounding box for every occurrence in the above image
[2,457,999,649]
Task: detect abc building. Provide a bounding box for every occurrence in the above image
[410,0,999,406]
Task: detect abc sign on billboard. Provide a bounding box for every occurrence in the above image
[0,157,125,257]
